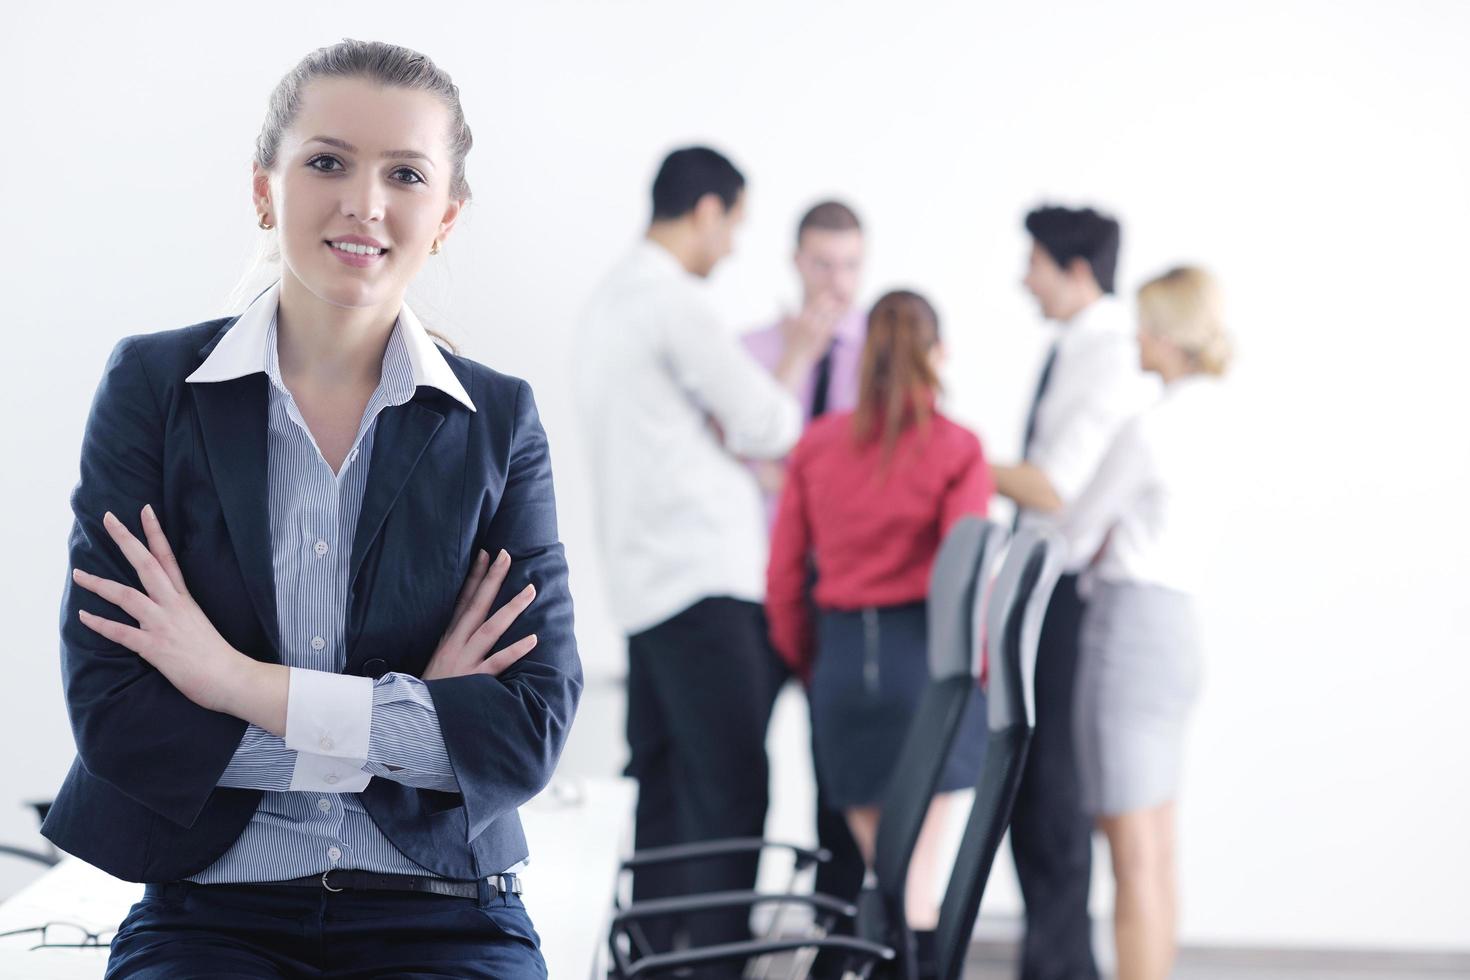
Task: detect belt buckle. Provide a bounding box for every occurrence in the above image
[321,869,344,893]
[489,873,522,897]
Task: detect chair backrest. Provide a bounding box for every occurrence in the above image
[932,528,1065,980]
[926,519,1009,681]
[864,518,1006,969]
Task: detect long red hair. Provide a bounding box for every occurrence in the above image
[852,289,942,464]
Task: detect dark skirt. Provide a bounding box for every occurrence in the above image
[809,601,988,809]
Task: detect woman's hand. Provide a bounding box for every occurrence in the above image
[423,548,539,681]
[72,506,261,718]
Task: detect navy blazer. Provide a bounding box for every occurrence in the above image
[42,315,583,882]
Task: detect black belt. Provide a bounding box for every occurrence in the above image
[246,870,521,899]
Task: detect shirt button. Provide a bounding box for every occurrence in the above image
[317,799,331,813]
[324,773,339,785]
[328,846,342,862]
[311,636,327,651]
[320,736,335,751]
[314,540,330,556]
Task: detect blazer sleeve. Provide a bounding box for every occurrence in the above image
[422,379,583,843]
[60,337,248,828]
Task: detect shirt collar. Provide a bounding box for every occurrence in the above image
[635,238,694,280]
[1053,293,1131,353]
[186,280,476,412]
[1064,293,1129,336]
[833,305,867,345]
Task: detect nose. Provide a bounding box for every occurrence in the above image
[340,171,385,223]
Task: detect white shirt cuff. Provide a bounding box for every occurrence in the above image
[285,667,373,760]
[288,750,371,793]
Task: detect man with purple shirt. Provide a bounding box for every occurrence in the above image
[742,200,870,948]
[743,201,868,519]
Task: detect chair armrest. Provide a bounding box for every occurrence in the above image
[621,837,830,872]
[613,889,856,926]
[625,934,895,977]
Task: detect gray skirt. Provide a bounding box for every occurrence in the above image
[1074,581,1202,817]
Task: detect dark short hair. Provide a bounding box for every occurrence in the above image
[1024,205,1122,294]
[651,146,745,221]
[797,200,862,244]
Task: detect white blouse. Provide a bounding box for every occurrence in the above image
[1018,295,1161,573]
[1060,375,1231,596]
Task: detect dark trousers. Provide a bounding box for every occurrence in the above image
[1008,574,1099,980]
[625,597,786,957]
[105,879,544,978]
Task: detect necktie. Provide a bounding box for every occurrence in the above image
[809,343,835,419]
[1015,344,1059,532]
[1021,343,1059,461]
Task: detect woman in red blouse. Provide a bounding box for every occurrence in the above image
[766,289,993,935]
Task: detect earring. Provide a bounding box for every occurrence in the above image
[258,214,274,230]
[430,239,442,255]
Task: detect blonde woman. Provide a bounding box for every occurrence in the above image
[1061,266,1232,980]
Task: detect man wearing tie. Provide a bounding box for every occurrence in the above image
[993,205,1158,980]
[743,200,868,518]
[741,200,870,937]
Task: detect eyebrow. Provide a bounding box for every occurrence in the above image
[306,135,435,166]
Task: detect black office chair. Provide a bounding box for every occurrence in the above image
[607,517,1009,979]
[930,527,1064,980]
[855,518,1010,979]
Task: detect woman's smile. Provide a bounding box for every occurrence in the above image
[325,235,390,268]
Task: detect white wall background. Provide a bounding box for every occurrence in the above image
[3,0,1467,953]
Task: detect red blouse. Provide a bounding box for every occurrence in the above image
[765,406,993,678]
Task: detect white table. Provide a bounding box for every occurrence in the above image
[0,777,633,979]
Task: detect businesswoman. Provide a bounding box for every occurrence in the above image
[43,40,581,978]
[765,290,992,945]
[1062,266,1231,980]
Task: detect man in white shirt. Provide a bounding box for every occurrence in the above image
[993,205,1158,980]
[576,147,830,959]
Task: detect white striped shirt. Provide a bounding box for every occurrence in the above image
[185,283,478,883]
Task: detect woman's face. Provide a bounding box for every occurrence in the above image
[252,76,463,313]
[1137,316,1184,378]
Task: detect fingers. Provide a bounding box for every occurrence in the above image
[478,633,537,676]
[101,511,177,602]
[72,568,156,626]
[469,582,536,658]
[140,505,189,597]
[77,608,151,657]
[448,550,491,625]
[454,549,510,638]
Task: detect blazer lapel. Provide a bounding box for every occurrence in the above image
[192,374,281,660]
[348,397,446,596]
